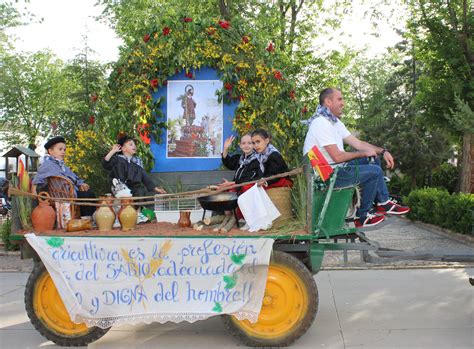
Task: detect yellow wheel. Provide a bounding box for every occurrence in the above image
[222,250,318,347]
[25,262,109,346]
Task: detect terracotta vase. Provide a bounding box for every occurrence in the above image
[96,197,116,231]
[118,198,137,230]
[178,210,191,228]
[31,192,56,231]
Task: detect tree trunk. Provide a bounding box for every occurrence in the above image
[219,0,231,19]
[459,132,473,193]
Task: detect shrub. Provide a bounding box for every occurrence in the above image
[405,188,474,234]
[65,130,110,195]
[388,174,412,197]
[0,219,17,251]
[431,163,458,193]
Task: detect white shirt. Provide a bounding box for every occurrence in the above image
[303,117,351,165]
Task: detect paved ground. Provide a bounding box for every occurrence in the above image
[1,217,473,348]
[1,268,473,348]
[2,217,474,272]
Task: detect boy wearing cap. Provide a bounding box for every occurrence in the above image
[32,136,96,216]
[102,135,166,197]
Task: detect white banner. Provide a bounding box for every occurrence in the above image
[25,234,274,328]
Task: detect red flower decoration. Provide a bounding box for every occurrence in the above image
[238,95,245,101]
[163,27,171,36]
[143,34,150,43]
[289,90,296,100]
[266,42,275,52]
[218,20,230,29]
[183,17,193,22]
[207,26,216,35]
[242,35,250,43]
[185,72,193,79]
[88,115,95,124]
[145,94,151,100]
[273,70,283,80]
[302,105,308,114]
[137,123,151,145]
[224,82,233,91]
[90,94,98,102]
[150,78,159,89]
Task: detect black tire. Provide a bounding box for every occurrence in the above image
[222,250,318,347]
[25,262,110,346]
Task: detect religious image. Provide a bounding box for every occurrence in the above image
[166,80,223,158]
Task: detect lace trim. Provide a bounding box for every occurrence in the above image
[74,311,260,329]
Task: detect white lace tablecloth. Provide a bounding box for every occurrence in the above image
[25,234,274,328]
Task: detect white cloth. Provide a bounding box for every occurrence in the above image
[303,116,351,165]
[25,234,274,328]
[237,184,280,232]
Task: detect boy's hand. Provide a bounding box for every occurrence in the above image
[79,183,90,191]
[154,187,167,194]
[111,144,122,154]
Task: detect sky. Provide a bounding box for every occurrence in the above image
[7,0,122,63]
[7,0,405,64]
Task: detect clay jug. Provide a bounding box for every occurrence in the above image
[31,192,56,231]
[178,210,191,228]
[118,198,137,230]
[96,196,116,231]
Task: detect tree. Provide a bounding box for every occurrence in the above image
[347,47,453,188]
[407,0,473,192]
[0,50,72,148]
[58,38,111,139]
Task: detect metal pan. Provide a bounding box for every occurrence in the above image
[198,192,238,211]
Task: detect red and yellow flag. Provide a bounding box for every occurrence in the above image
[18,159,30,192]
[307,145,333,181]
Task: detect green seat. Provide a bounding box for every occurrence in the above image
[309,167,357,239]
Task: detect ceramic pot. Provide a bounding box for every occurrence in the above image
[178,210,191,228]
[96,197,116,231]
[66,218,92,232]
[31,192,56,231]
[118,198,137,230]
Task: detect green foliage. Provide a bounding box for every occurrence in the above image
[10,177,32,229]
[0,50,72,146]
[58,52,113,140]
[110,15,307,168]
[388,174,413,197]
[431,164,458,193]
[65,130,111,196]
[405,188,474,234]
[407,0,473,133]
[348,51,453,187]
[0,219,17,251]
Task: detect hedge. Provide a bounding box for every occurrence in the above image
[405,188,474,235]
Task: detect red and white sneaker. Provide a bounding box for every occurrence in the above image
[376,200,410,215]
[354,213,385,228]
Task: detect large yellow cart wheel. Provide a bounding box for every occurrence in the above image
[25,262,109,346]
[222,250,318,347]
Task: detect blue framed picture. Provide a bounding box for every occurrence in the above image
[150,67,238,172]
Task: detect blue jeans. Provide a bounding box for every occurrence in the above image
[334,158,389,219]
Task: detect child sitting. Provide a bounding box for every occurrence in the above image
[102,134,166,222]
[251,128,292,188]
[220,134,262,189]
[32,136,96,217]
[206,134,261,233]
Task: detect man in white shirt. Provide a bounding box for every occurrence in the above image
[303,88,410,228]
